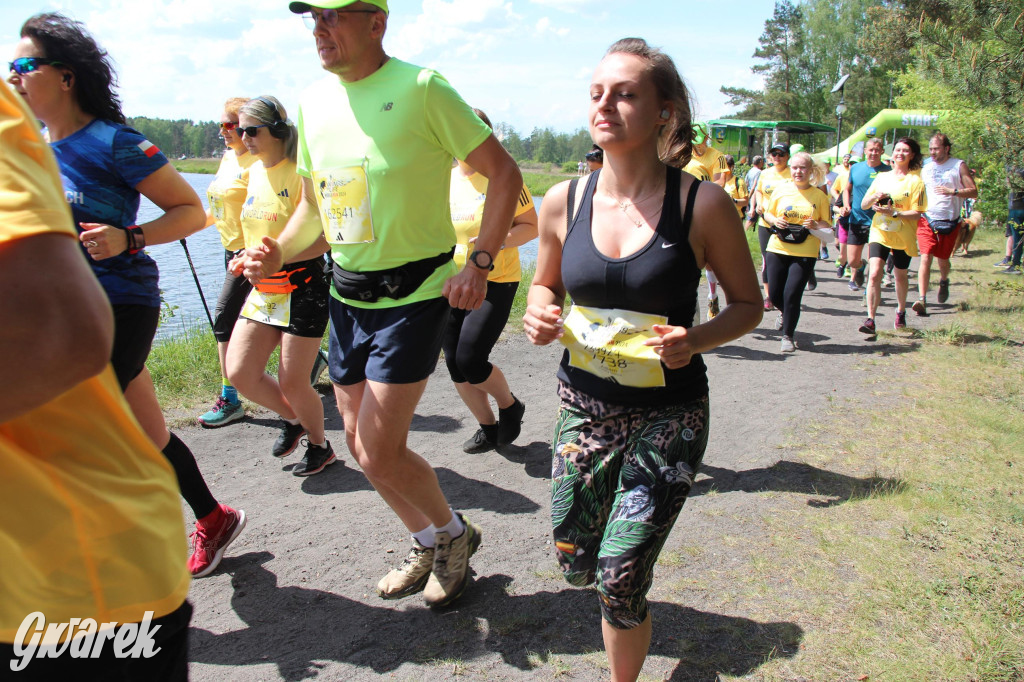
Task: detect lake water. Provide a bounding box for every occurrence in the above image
[142,173,541,339]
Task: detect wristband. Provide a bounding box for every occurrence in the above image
[126,225,146,254]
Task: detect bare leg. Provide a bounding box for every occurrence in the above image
[454,382,495,425]
[603,614,652,682]
[217,340,230,385]
[938,257,951,282]
[866,256,884,320]
[124,367,171,449]
[918,253,933,300]
[278,334,326,443]
[894,267,909,312]
[334,380,453,532]
[225,319,296,420]
[848,243,865,279]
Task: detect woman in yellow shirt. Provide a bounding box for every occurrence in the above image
[858,137,927,334]
[444,109,538,453]
[763,152,833,352]
[225,96,333,475]
[753,143,793,310]
[198,96,257,428]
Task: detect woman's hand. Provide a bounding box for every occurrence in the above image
[241,236,284,285]
[772,215,789,229]
[646,324,695,370]
[872,203,895,216]
[79,223,128,260]
[523,303,563,345]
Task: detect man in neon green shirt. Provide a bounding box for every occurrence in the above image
[242,0,522,609]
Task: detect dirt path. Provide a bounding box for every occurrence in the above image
[181,257,956,681]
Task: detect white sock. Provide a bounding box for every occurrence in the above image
[436,511,465,539]
[412,525,436,548]
[308,438,326,448]
[283,417,301,425]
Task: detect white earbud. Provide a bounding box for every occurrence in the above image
[660,109,670,119]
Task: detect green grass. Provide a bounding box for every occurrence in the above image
[522,171,573,197]
[741,228,1024,681]
[171,158,220,174]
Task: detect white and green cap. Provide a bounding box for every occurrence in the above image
[289,0,388,15]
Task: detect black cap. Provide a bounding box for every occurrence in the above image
[769,143,790,155]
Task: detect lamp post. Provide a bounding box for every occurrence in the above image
[835,99,847,166]
[831,73,850,166]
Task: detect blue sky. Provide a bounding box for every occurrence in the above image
[3,1,775,134]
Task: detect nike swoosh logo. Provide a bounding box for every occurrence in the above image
[661,242,677,248]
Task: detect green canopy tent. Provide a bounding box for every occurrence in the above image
[704,119,838,162]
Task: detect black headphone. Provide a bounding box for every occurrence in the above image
[255,96,289,139]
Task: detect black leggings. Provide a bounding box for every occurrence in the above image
[442,280,518,384]
[163,433,218,520]
[765,252,816,337]
[758,224,771,283]
[213,249,252,343]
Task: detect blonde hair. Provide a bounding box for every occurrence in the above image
[223,97,249,118]
[790,152,825,186]
[239,95,297,163]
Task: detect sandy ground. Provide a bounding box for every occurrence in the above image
[179,255,955,681]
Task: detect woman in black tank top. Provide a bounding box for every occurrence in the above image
[523,38,763,680]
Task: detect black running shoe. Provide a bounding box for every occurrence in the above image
[463,428,497,454]
[272,421,307,458]
[496,396,526,446]
[292,440,336,476]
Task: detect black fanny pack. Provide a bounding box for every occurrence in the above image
[926,215,960,235]
[332,248,454,303]
[772,223,812,244]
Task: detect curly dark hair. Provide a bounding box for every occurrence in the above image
[894,136,924,171]
[20,12,125,124]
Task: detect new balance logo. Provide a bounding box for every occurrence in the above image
[381,102,393,112]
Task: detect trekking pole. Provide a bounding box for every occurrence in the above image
[179,238,215,332]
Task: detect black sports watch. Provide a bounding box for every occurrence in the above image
[468,249,495,271]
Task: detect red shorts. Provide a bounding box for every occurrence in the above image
[917,217,959,260]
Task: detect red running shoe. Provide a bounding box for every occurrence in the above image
[188,505,247,578]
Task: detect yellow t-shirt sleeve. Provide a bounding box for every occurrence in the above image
[514,182,535,218]
[910,178,927,213]
[0,88,75,243]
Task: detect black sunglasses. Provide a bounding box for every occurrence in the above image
[237,124,270,137]
[302,8,379,29]
[8,57,64,75]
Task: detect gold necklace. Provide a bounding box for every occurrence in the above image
[605,189,663,228]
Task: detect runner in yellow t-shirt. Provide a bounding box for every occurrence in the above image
[691,124,727,186]
[225,96,333,475]
[858,137,928,334]
[753,143,793,309]
[0,83,191,676]
[199,96,260,428]
[444,108,538,453]
[763,152,833,352]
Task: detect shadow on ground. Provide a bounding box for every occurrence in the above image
[695,460,906,507]
[190,557,801,681]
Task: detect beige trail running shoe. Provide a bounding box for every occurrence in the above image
[377,539,434,600]
[423,513,482,608]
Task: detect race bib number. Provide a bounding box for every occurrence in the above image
[208,192,226,221]
[877,214,901,232]
[560,305,667,388]
[241,288,291,328]
[312,164,375,245]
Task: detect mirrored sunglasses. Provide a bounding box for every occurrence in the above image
[8,57,64,75]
